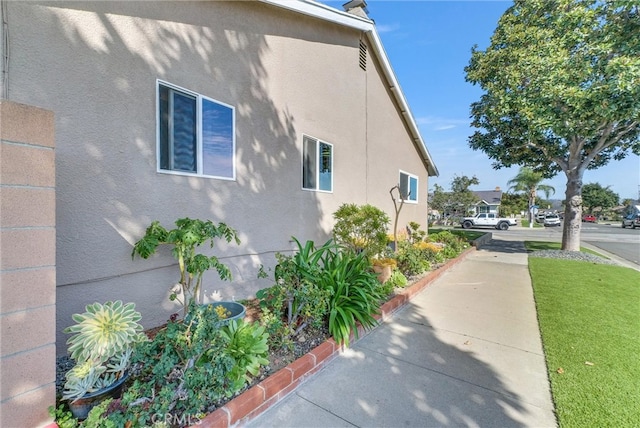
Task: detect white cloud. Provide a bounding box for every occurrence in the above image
[376,23,401,34]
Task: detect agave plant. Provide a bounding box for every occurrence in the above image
[62,301,146,401]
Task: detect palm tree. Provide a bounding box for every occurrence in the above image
[507,167,555,227]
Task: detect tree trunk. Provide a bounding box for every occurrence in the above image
[561,170,583,251]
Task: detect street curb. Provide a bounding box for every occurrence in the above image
[197,246,477,428]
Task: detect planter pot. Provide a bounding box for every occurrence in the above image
[68,372,128,420]
[207,301,246,324]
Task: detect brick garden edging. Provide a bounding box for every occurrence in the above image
[196,245,477,428]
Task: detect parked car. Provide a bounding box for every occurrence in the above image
[582,214,597,222]
[621,214,640,229]
[460,213,517,230]
[544,214,561,227]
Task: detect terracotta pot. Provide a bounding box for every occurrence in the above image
[372,265,392,283]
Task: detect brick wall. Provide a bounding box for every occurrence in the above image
[0,101,56,427]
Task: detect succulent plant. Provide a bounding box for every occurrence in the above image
[62,301,146,401]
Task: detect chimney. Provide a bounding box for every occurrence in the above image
[495,186,501,191]
[343,0,369,18]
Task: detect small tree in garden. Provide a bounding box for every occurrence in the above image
[132,217,240,316]
[332,203,390,258]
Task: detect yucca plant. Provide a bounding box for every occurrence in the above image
[62,301,147,402]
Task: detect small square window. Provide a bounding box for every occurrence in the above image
[303,135,333,192]
[399,171,418,203]
[157,81,235,180]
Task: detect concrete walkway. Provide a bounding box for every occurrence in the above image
[246,239,557,427]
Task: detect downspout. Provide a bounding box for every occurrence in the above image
[1,0,8,99]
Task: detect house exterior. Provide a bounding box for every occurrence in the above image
[471,189,503,214]
[1,3,437,419]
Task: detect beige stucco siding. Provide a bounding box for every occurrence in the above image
[4,1,432,352]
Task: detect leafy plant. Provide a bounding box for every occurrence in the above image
[386,270,408,288]
[256,239,332,347]
[132,218,240,316]
[394,240,431,277]
[332,204,390,258]
[49,404,78,428]
[220,320,269,390]
[108,303,234,425]
[314,248,383,347]
[62,301,146,402]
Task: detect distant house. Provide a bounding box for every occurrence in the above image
[471,188,503,214]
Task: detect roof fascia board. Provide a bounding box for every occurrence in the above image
[260,0,439,177]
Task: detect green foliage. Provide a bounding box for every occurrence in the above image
[220,320,269,390]
[317,249,383,347]
[62,301,146,401]
[465,0,640,249]
[500,192,528,216]
[430,175,480,217]
[109,303,234,424]
[507,167,555,222]
[132,218,240,315]
[82,399,118,428]
[49,404,78,428]
[406,222,426,243]
[332,203,390,257]
[256,238,332,348]
[581,182,620,214]
[394,240,431,277]
[386,270,408,288]
[428,231,468,254]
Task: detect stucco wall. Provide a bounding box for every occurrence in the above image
[5,1,431,353]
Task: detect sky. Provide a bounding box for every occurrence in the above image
[324,0,640,201]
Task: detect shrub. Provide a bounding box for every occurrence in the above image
[220,320,269,391]
[332,204,390,258]
[315,249,383,346]
[386,270,408,288]
[108,304,234,425]
[395,240,431,277]
[256,239,332,349]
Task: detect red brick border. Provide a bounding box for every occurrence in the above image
[195,245,476,428]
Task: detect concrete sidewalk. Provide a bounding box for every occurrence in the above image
[246,239,557,428]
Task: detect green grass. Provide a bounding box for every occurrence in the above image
[525,240,607,258]
[520,219,543,228]
[527,250,640,427]
[428,228,484,241]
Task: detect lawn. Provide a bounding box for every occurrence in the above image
[526,242,640,427]
[428,228,484,241]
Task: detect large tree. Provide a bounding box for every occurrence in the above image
[465,0,640,250]
[430,175,480,220]
[582,182,620,214]
[507,167,555,226]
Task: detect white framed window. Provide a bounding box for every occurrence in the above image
[302,135,333,192]
[399,170,418,203]
[157,80,235,180]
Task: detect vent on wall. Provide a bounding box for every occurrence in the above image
[359,40,367,70]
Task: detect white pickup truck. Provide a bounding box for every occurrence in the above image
[460,213,517,230]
